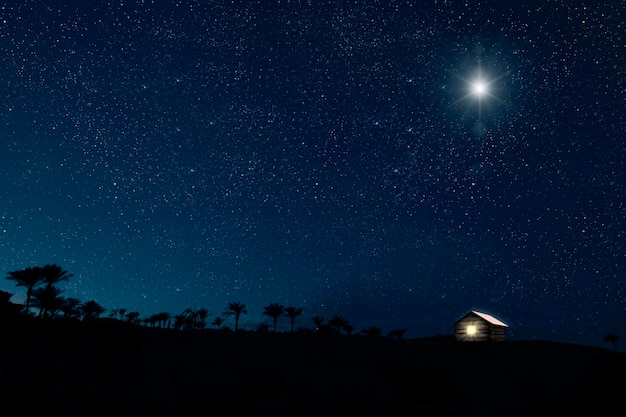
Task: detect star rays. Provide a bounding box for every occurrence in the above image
[446,60,510,135]
[453,68,503,118]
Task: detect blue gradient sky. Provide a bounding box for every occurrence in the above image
[1,1,624,347]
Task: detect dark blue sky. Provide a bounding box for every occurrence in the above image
[1,1,624,347]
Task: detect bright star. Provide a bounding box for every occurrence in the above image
[452,68,503,117]
[466,72,494,102]
[471,80,488,96]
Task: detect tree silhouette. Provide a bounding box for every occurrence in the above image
[361,326,382,337]
[30,264,73,318]
[604,333,620,351]
[145,313,170,328]
[125,311,140,324]
[328,315,348,334]
[80,300,106,321]
[31,284,65,318]
[157,312,172,328]
[196,308,210,329]
[6,266,44,313]
[40,264,73,287]
[212,316,224,328]
[256,322,271,332]
[146,314,159,327]
[224,302,247,331]
[60,297,82,319]
[181,308,199,330]
[173,314,186,330]
[284,306,304,333]
[312,315,324,331]
[263,303,285,332]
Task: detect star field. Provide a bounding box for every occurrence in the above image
[1,1,624,346]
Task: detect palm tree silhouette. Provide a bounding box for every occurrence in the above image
[60,297,82,319]
[40,264,73,287]
[312,315,324,332]
[263,303,285,332]
[212,316,224,328]
[181,308,199,329]
[6,266,44,313]
[31,284,65,318]
[146,314,159,327]
[361,326,382,337]
[146,313,168,327]
[284,306,304,333]
[196,308,210,329]
[29,264,73,318]
[80,300,106,321]
[328,315,348,334]
[224,302,247,331]
[125,311,140,324]
[173,314,186,330]
[157,312,172,328]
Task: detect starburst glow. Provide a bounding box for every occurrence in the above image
[471,80,488,96]
[463,71,497,103]
[452,66,505,120]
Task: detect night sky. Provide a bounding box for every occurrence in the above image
[1,1,624,347]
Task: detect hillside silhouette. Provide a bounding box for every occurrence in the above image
[2,265,625,415]
[1,313,625,417]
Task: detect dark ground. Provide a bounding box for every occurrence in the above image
[1,315,624,416]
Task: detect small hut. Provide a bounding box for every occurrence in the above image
[455,310,508,342]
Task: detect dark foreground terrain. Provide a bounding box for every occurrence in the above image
[1,315,624,416]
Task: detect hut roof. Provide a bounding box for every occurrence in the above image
[459,310,508,327]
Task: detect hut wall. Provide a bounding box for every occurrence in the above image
[488,325,506,342]
[455,316,490,342]
[455,315,507,342]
